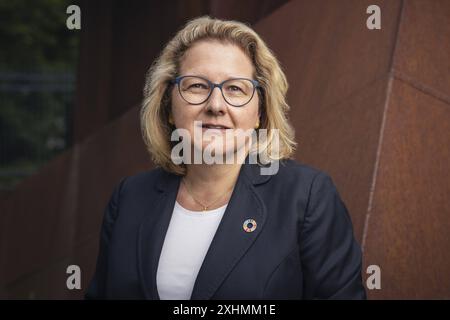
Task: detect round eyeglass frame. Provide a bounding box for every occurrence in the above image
[171,75,261,107]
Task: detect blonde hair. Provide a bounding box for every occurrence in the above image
[140,16,296,175]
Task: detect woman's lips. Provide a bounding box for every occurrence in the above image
[199,124,231,134]
[201,124,230,129]
[201,127,228,134]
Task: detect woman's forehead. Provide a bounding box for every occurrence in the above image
[179,40,255,80]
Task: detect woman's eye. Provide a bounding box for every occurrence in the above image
[228,85,243,92]
[189,83,208,89]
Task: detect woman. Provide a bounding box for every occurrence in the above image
[86,16,366,300]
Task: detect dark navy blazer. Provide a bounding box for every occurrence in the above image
[85,159,366,299]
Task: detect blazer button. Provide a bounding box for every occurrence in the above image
[243,219,257,233]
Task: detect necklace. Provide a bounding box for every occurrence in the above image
[181,178,233,211]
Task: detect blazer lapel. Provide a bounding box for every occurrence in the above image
[137,169,181,300]
[137,160,274,300]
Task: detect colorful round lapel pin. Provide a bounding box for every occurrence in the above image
[243,219,257,233]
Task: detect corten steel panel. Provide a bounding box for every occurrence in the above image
[1,150,78,285]
[394,0,450,99]
[4,220,107,299]
[5,257,73,299]
[209,0,289,24]
[75,106,151,243]
[0,192,11,293]
[252,0,401,242]
[74,0,113,143]
[254,0,401,127]
[6,238,99,299]
[293,76,389,242]
[363,79,450,299]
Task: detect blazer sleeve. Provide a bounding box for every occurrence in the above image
[299,172,367,299]
[84,177,127,299]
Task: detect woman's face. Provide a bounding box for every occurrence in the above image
[170,40,260,162]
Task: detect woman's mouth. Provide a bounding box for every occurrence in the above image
[200,123,231,132]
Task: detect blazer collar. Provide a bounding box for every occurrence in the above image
[138,158,276,300]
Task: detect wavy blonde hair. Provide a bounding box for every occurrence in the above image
[140,16,296,175]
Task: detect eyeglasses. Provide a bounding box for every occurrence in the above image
[171,75,260,107]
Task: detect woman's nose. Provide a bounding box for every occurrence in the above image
[205,86,227,115]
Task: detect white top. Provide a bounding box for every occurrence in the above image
[156,201,228,300]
